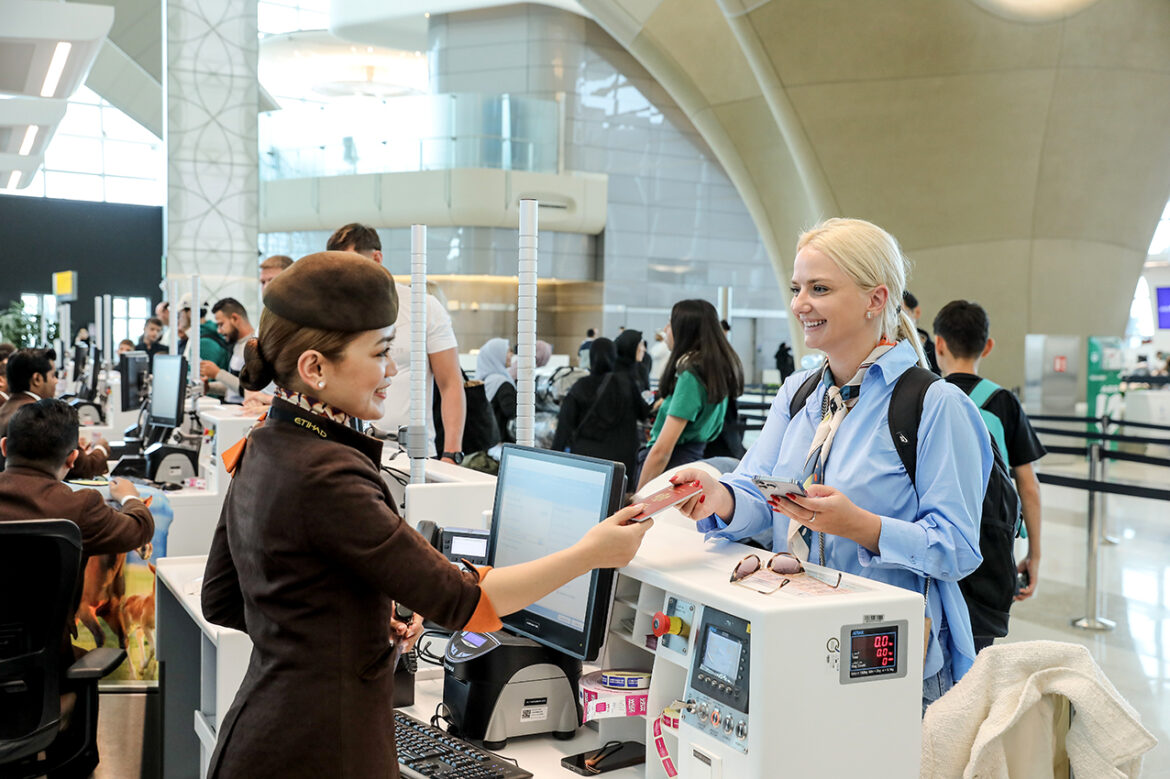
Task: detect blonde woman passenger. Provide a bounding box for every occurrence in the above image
[670,219,992,712]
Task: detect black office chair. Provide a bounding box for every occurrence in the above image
[0,519,126,779]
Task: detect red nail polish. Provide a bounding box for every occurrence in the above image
[692,480,701,486]
[785,493,796,500]
[699,496,705,503]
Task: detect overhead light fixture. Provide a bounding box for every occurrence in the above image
[0,0,114,99]
[18,125,38,155]
[41,41,73,97]
[6,171,19,189]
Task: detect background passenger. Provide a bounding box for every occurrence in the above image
[552,337,648,479]
[476,338,516,445]
[635,299,743,490]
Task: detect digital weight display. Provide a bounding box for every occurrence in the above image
[849,625,899,678]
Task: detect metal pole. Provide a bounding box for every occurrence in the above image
[189,275,201,402]
[168,278,181,355]
[93,295,103,356]
[1073,442,1115,631]
[515,199,538,448]
[409,224,428,485]
[102,293,112,365]
[1098,413,1119,545]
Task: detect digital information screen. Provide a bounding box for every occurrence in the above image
[700,627,742,684]
[450,535,488,558]
[463,633,486,648]
[849,625,899,678]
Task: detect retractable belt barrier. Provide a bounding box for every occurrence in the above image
[1037,440,1170,632]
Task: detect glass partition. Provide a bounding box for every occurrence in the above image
[259,93,560,181]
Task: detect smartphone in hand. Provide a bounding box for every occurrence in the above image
[751,475,807,502]
[628,481,703,522]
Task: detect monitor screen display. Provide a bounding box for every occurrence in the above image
[700,627,742,684]
[88,346,101,398]
[1158,287,1170,330]
[119,352,150,412]
[148,354,187,429]
[488,444,626,661]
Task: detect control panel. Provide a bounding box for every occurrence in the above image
[681,606,750,754]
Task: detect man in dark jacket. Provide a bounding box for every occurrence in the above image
[0,399,154,668]
[0,349,109,477]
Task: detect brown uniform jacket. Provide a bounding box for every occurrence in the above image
[0,465,155,655]
[202,399,500,779]
[0,393,110,478]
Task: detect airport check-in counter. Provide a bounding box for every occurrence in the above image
[158,470,926,778]
[152,401,258,556]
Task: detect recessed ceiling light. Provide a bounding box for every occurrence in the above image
[41,41,73,97]
[6,171,20,189]
[18,125,38,155]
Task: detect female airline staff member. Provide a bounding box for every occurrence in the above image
[201,253,652,778]
[672,219,991,711]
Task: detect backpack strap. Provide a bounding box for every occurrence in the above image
[967,379,1010,467]
[787,369,824,420]
[887,366,941,486]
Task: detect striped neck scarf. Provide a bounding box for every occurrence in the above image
[787,340,895,562]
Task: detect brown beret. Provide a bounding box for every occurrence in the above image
[263,251,398,332]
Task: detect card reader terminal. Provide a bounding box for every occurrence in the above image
[682,606,751,753]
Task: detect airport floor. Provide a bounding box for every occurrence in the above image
[1020,456,1170,775]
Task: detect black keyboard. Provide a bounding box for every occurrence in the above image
[394,710,532,779]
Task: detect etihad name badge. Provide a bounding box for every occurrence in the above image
[294,417,327,438]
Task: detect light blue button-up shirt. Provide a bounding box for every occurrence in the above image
[698,339,991,681]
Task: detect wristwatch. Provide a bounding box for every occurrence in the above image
[441,451,465,465]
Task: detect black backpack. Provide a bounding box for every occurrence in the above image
[788,366,1021,639]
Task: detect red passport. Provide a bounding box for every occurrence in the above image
[630,481,703,522]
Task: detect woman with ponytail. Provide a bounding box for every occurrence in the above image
[669,219,992,713]
[200,253,652,778]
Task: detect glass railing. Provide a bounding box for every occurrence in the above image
[259,93,560,181]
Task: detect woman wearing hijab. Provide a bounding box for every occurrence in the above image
[614,329,650,393]
[552,338,648,478]
[508,340,552,380]
[476,338,517,444]
[200,254,653,778]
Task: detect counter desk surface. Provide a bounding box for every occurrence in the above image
[155,556,637,778]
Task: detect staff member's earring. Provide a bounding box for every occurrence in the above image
[866,312,873,319]
[317,381,326,388]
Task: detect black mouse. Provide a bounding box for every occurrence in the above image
[160,482,184,491]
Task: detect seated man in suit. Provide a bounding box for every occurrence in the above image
[0,348,109,477]
[0,399,155,669]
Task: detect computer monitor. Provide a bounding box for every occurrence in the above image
[487,444,626,661]
[119,351,150,412]
[70,344,87,388]
[148,354,187,430]
[86,346,101,401]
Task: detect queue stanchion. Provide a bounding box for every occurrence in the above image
[1072,442,1115,632]
[1098,413,1119,546]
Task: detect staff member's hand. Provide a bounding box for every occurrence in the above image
[667,469,731,521]
[392,612,425,653]
[109,477,141,503]
[770,484,882,554]
[200,360,221,381]
[578,505,654,569]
